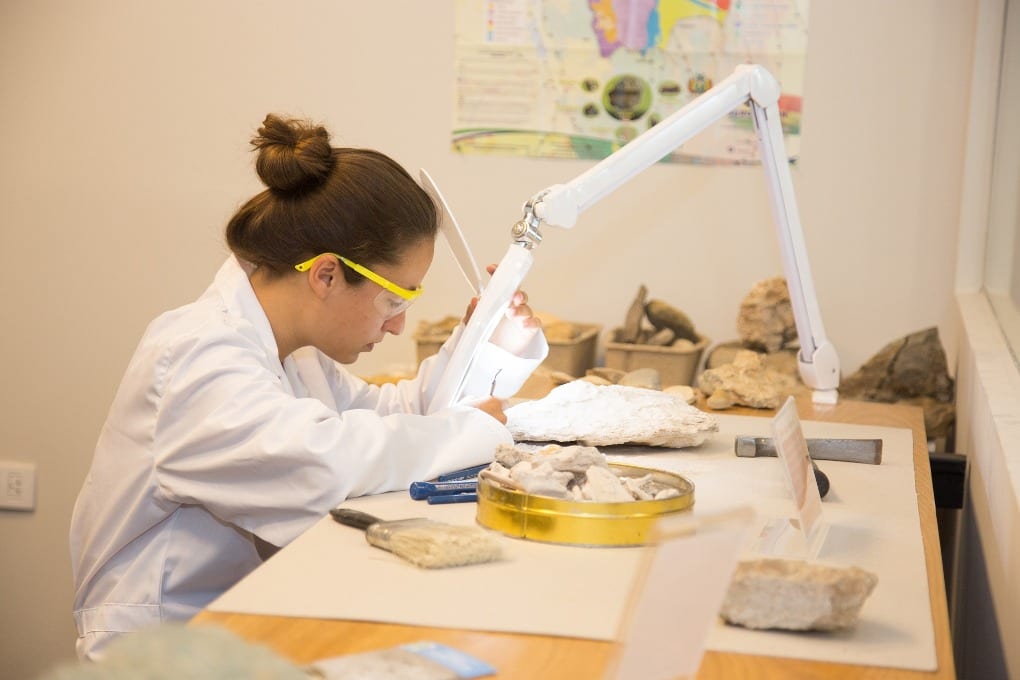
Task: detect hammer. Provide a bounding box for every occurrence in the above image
[734,436,883,465]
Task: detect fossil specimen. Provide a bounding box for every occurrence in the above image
[506,380,718,447]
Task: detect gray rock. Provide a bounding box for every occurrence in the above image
[645,299,698,342]
[840,327,955,439]
[619,284,648,344]
[841,327,954,403]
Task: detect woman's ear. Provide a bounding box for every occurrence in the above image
[306,256,340,300]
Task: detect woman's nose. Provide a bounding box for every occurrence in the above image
[382,312,406,335]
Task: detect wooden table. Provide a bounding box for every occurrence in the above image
[193,396,955,679]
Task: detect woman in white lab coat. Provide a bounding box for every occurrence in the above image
[69,114,548,661]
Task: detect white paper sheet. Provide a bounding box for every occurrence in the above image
[207,414,936,672]
[611,507,755,680]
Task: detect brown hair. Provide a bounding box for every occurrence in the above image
[225,114,438,281]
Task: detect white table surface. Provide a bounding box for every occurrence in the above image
[207,413,935,672]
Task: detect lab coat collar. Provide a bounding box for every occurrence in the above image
[211,255,284,377]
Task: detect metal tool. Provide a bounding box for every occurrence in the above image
[734,436,882,465]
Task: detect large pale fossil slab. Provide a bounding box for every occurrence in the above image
[720,558,878,631]
[506,380,718,447]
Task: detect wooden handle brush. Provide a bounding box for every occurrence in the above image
[329,507,502,568]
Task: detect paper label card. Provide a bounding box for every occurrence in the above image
[608,507,755,680]
[771,396,825,549]
[308,641,496,679]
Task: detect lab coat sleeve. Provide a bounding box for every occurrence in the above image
[335,322,549,412]
[150,332,513,549]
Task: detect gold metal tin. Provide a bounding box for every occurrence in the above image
[476,463,694,546]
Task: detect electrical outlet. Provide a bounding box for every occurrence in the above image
[0,461,36,511]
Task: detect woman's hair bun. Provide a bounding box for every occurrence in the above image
[251,114,334,192]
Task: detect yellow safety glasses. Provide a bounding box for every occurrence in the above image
[294,253,423,319]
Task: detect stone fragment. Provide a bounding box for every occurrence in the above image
[662,385,697,404]
[580,465,636,502]
[494,444,531,468]
[506,380,718,448]
[706,389,738,410]
[489,444,684,502]
[579,374,613,386]
[645,299,698,342]
[548,370,577,385]
[720,558,878,631]
[543,320,581,342]
[620,285,648,343]
[737,277,797,353]
[908,396,956,443]
[508,460,573,499]
[706,341,745,369]
[534,444,610,475]
[706,342,801,379]
[696,350,804,409]
[618,368,662,390]
[415,315,461,339]
[647,327,676,346]
[671,337,696,351]
[587,367,627,383]
[841,327,953,402]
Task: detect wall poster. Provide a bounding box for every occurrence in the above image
[453,0,809,165]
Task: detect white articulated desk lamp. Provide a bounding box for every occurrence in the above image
[428,64,840,413]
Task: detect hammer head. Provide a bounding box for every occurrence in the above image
[733,435,882,464]
[734,436,762,457]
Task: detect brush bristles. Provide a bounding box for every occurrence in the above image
[385,524,503,568]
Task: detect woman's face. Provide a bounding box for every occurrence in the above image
[317,237,435,364]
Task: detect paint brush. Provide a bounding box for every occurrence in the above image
[329,507,502,568]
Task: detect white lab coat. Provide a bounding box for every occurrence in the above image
[69,256,547,660]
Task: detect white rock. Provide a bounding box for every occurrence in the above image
[509,460,573,498]
[506,380,718,448]
[720,558,878,631]
[581,465,636,502]
[662,384,697,404]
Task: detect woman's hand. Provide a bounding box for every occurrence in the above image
[463,264,542,327]
[471,396,509,424]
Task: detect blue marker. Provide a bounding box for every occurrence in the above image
[435,462,490,482]
[409,479,478,500]
[426,492,479,505]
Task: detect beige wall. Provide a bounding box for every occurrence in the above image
[0,2,977,677]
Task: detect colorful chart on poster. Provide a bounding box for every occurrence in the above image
[453,0,808,164]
